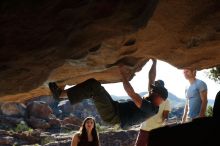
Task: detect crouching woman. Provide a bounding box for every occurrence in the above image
[71,117,100,146]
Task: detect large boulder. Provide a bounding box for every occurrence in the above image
[27,116,51,129]
[57,99,102,123]
[27,101,53,120]
[0,102,26,117]
[27,96,62,117]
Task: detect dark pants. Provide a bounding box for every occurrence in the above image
[66,78,120,124]
[135,129,149,146]
[213,91,220,119]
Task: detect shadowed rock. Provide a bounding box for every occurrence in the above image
[148,91,220,146]
[0,102,26,117]
[27,101,53,120]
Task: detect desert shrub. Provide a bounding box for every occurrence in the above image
[15,121,33,133]
[206,105,213,117]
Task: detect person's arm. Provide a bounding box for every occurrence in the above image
[199,90,207,117]
[182,99,189,123]
[71,133,80,146]
[148,59,157,92]
[119,66,143,108]
[162,100,171,123]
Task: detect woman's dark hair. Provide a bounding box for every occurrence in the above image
[78,117,100,146]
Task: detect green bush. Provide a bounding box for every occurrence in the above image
[96,123,106,132]
[206,105,213,117]
[15,121,33,132]
[207,67,220,83]
[111,124,121,132]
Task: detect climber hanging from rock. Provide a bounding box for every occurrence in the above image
[48,59,168,129]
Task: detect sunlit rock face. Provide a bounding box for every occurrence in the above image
[0,0,220,102]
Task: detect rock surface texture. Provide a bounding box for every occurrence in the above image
[0,0,220,101]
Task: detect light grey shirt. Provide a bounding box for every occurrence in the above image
[186,79,207,119]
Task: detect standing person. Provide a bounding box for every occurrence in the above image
[135,59,171,146]
[213,91,220,120]
[182,68,208,123]
[71,117,100,146]
[49,64,168,129]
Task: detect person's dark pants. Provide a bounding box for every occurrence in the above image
[66,78,120,124]
[135,129,149,146]
[213,91,220,119]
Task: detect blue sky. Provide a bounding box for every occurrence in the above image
[103,60,219,100]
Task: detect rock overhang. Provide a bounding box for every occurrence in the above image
[0,0,220,102]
